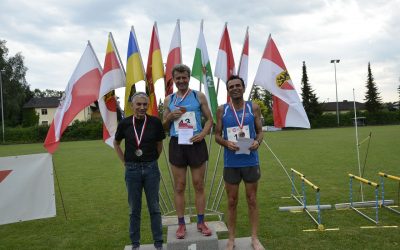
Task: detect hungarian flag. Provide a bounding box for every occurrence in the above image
[0,153,56,225]
[215,23,236,87]
[238,27,249,87]
[165,19,182,96]
[124,26,144,117]
[99,32,125,147]
[145,22,164,117]
[44,42,102,153]
[254,35,310,128]
[192,20,218,123]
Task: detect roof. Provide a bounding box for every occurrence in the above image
[23,97,61,108]
[322,101,365,112]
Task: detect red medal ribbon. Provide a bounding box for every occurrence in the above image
[132,115,148,149]
[230,101,246,131]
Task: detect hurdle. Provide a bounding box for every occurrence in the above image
[347,174,380,224]
[379,172,400,215]
[279,168,331,230]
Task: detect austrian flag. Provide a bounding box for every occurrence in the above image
[254,35,310,129]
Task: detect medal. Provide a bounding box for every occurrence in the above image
[135,149,143,156]
[133,115,148,157]
[174,88,191,111]
[230,101,246,137]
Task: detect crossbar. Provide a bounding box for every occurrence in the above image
[349,174,379,187]
[379,172,400,181]
[301,176,320,191]
[291,168,305,177]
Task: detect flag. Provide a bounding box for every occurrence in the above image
[0,153,56,225]
[215,23,236,84]
[146,22,164,116]
[238,27,249,87]
[253,35,310,128]
[192,20,218,123]
[99,32,125,147]
[44,42,102,153]
[165,19,182,96]
[124,26,144,117]
[99,91,118,147]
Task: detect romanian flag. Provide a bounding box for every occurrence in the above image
[124,26,144,117]
[145,22,164,117]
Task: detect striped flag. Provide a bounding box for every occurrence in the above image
[146,22,164,117]
[238,27,249,87]
[44,42,102,153]
[254,35,310,128]
[165,19,182,96]
[99,32,125,147]
[192,20,218,123]
[124,26,144,117]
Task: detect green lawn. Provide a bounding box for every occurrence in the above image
[1,125,399,249]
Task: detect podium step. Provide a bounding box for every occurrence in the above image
[218,237,265,250]
[167,223,218,250]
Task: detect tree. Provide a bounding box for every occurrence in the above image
[364,62,382,113]
[157,98,164,120]
[33,88,64,98]
[250,85,262,100]
[300,61,322,119]
[0,40,31,126]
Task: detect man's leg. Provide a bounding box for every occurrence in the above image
[143,161,163,248]
[171,165,187,218]
[225,182,240,250]
[190,163,206,215]
[125,164,143,248]
[244,181,263,250]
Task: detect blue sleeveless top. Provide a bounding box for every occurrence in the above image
[222,101,259,168]
[168,90,203,137]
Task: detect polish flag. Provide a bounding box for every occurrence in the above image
[254,35,310,128]
[165,19,182,96]
[44,43,102,153]
[238,27,249,87]
[99,33,125,148]
[215,23,236,84]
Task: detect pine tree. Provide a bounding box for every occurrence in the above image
[364,62,382,113]
[250,85,262,100]
[300,61,322,119]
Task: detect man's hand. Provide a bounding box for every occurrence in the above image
[249,140,260,151]
[226,141,240,151]
[190,132,206,143]
[168,109,183,121]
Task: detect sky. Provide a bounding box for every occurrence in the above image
[1,0,399,108]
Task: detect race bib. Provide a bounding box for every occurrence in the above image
[173,111,197,132]
[226,125,250,142]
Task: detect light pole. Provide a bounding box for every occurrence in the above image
[330,59,340,127]
[0,70,4,143]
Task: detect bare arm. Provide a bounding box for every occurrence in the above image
[191,91,213,142]
[156,141,163,157]
[113,139,125,164]
[249,102,264,150]
[215,105,239,151]
[162,94,183,131]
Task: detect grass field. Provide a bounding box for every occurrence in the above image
[1,125,400,249]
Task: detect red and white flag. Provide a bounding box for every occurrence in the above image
[0,153,55,225]
[238,27,249,87]
[215,23,236,84]
[254,35,310,128]
[44,42,103,153]
[165,19,182,96]
[99,33,125,148]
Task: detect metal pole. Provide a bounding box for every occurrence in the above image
[331,59,340,127]
[353,89,364,201]
[0,71,4,143]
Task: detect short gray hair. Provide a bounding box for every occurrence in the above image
[129,92,149,103]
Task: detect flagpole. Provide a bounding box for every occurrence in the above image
[87,40,103,74]
[109,32,126,76]
[177,19,182,63]
[353,88,364,201]
[52,157,68,220]
[199,20,204,93]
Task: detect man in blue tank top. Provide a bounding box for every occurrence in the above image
[162,64,213,239]
[215,75,264,250]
